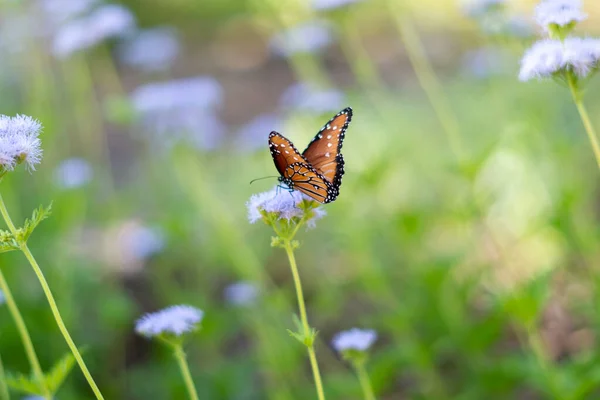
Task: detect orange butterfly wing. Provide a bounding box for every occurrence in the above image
[269,131,334,203]
[302,107,352,188]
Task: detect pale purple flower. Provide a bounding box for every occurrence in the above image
[332,328,377,352]
[54,158,92,189]
[39,0,98,26]
[135,305,203,337]
[519,37,600,81]
[535,0,586,31]
[247,186,326,228]
[462,47,512,78]
[280,82,345,113]
[52,4,135,58]
[130,77,225,149]
[311,0,365,10]
[270,21,333,57]
[0,114,42,171]
[131,76,223,113]
[118,27,180,71]
[224,281,259,306]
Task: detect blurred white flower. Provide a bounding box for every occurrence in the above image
[519,38,600,81]
[131,76,225,150]
[280,82,345,113]
[39,0,98,26]
[535,0,586,32]
[0,114,43,171]
[235,114,283,151]
[118,27,181,71]
[52,4,135,58]
[311,0,364,10]
[462,47,512,78]
[54,157,92,189]
[270,21,333,57]
[332,328,377,352]
[224,281,259,306]
[135,305,203,337]
[131,76,222,113]
[247,186,326,228]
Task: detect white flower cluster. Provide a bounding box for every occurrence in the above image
[0,114,42,171]
[247,186,326,228]
[519,0,600,82]
[332,328,377,352]
[135,305,203,337]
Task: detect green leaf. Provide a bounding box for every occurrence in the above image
[0,229,19,252]
[5,372,44,396]
[5,352,76,397]
[17,203,52,243]
[44,352,76,394]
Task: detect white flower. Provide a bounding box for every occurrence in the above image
[247,186,326,228]
[0,114,42,171]
[270,21,333,57]
[118,27,180,72]
[53,4,135,58]
[54,158,92,189]
[280,82,345,113]
[224,281,259,306]
[130,76,225,150]
[332,328,377,352]
[131,76,222,113]
[535,0,586,31]
[519,38,600,81]
[135,305,203,337]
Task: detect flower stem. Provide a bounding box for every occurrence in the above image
[172,345,199,400]
[0,269,50,399]
[352,362,376,400]
[567,74,600,170]
[0,352,11,400]
[282,240,326,400]
[0,194,105,400]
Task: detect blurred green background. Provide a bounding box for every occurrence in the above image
[2,0,600,398]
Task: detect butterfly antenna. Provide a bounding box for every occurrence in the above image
[249,176,279,185]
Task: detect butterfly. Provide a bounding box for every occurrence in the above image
[268,107,352,203]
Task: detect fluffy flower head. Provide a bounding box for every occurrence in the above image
[0,114,43,171]
[332,328,377,352]
[535,0,586,32]
[247,186,326,228]
[135,305,203,337]
[519,37,600,81]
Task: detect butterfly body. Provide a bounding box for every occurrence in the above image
[268,107,352,203]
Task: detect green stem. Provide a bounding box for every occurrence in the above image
[567,74,600,170]
[0,194,105,400]
[282,241,326,400]
[0,352,11,400]
[353,362,376,400]
[0,269,50,399]
[172,345,199,400]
